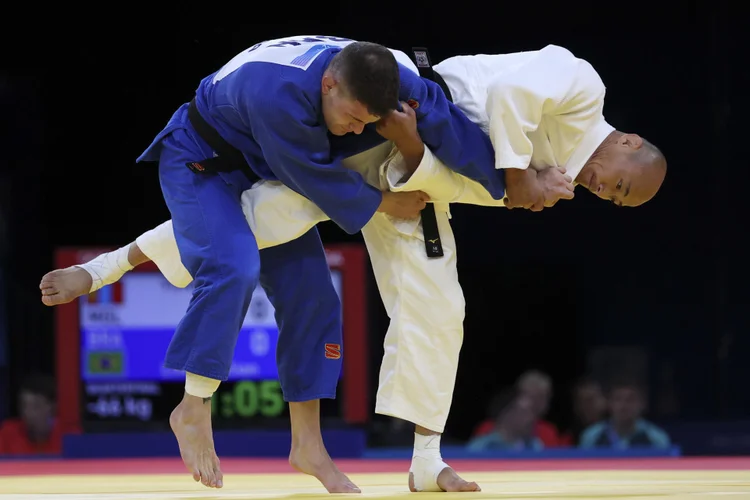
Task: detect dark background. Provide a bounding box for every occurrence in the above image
[1,1,746,441]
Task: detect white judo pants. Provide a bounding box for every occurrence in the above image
[364,211,464,432]
[137,142,499,432]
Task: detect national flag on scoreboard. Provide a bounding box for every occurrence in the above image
[87,351,124,376]
[87,282,123,304]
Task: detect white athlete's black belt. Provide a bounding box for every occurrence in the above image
[185,98,261,185]
[411,47,449,259]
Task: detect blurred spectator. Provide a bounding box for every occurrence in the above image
[567,377,608,445]
[517,370,564,446]
[0,374,62,455]
[466,389,543,451]
[473,370,564,446]
[579,379,670,449]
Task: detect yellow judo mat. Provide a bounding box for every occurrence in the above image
[2,470,750,499]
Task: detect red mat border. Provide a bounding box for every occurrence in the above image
[1,457,749,476]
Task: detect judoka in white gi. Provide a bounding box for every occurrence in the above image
[41,44,666,493]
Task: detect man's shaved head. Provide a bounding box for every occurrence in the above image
[579,131,667,207]
[625,137,667,205]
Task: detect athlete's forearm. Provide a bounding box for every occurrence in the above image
[394,136,426,175]
[503,167,543,208]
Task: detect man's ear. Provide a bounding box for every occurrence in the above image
[619,133,643,150]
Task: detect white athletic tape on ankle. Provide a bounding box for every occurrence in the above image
[77,245,133,293]
[410,456,449,492]
[414,433,441,452]
[410,433,448,492]
[185,372,221,399]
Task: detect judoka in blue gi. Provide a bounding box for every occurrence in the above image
[53,36,504,493]
[133,38,407,493]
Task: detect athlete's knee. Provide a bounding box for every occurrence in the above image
[194,235,260,300]
[217,250,260,293]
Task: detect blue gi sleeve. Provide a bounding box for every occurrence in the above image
[250,86,383,235]
[397,63,506,200]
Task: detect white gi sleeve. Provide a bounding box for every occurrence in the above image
[384,146,505,208]
[486,44,607,171]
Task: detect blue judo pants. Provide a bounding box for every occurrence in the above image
[157,126,342,402]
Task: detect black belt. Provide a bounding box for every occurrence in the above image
[433,71,454,104]
[410,47,447,259]
[186,98,261,184]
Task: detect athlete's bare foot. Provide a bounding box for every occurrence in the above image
[287,400,361,493]
[408,467,481,493]
[40,267,92,306]
[169,394,223,488]
[289,444,361,493]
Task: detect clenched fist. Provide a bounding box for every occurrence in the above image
[375,101,419,144]
[536,167,575,208]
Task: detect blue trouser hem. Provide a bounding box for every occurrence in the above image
[284,392,337,403]
[164,362,228,382]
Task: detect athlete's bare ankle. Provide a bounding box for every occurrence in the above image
[415,425,440,436]
[176,393,213,418]
[183,392,213,404]
[291,436,326,453]
[288,400,325,450]
[181,372,220,415]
